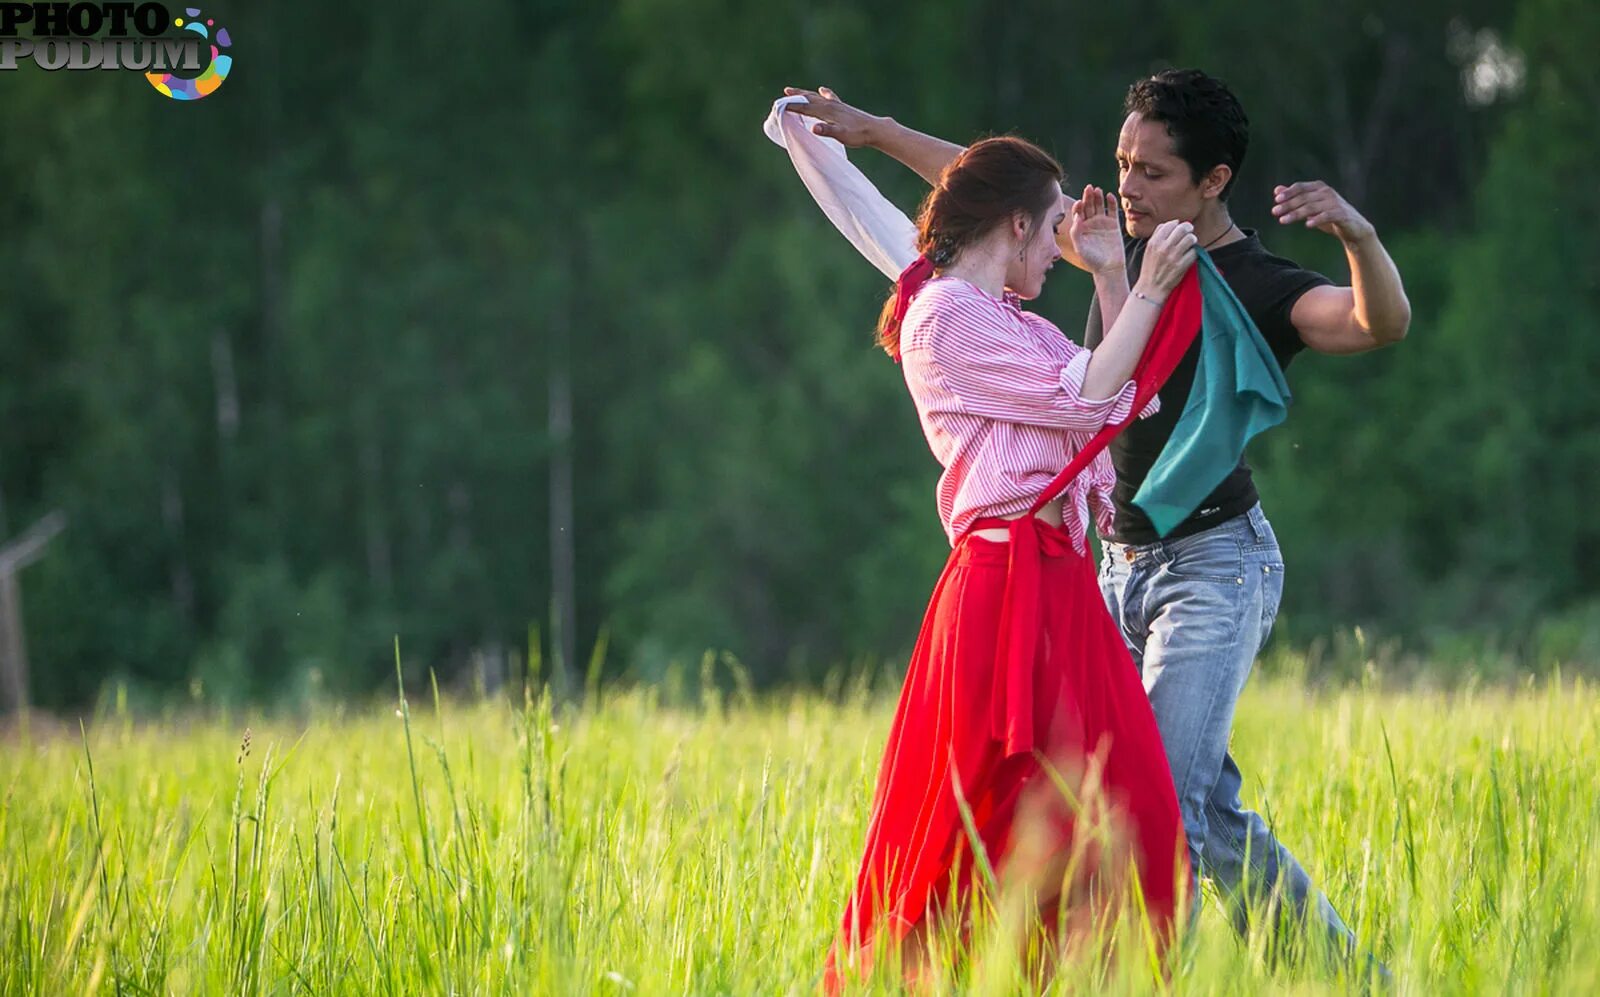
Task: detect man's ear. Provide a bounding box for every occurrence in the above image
[1202,164,1233,201]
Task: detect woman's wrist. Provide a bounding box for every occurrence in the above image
[865,113,898,149]
[1129,277,1168,306]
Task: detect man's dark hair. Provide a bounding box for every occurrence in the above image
[1125,69,1249,200]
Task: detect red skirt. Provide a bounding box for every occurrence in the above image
[826,521,1187,985]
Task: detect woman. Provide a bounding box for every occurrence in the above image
[825,136,1197,987]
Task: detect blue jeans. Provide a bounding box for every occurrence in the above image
[1097,504,1357,959]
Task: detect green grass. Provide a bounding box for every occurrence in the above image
[2,664,1598,994]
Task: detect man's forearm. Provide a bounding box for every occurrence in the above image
[866,116,964,186]
[1092,265,1131,333]
[1345,234,1411,344]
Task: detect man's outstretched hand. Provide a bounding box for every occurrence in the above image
[1272,181,1376,245]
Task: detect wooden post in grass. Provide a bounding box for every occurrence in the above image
[0,511,67,716]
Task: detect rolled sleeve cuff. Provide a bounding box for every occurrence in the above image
[1060,350,1141,427]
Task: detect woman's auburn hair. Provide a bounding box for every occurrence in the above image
[875,136,1063,357]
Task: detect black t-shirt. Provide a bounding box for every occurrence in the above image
[1084,228,1331,544]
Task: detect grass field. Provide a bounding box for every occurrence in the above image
[2,659,1597,995]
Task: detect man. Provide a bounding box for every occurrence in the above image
[784,69,1410,973]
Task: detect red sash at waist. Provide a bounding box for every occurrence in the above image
[963,514,1082,754]
[958,265,1203,756]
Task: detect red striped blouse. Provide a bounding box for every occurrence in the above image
[900,276,1158,552]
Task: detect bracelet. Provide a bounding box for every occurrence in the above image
[1130,289,1162,308]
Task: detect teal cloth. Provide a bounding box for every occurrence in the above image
[1132,250,1293,537]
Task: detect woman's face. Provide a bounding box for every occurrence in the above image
[1004,181,1066,300]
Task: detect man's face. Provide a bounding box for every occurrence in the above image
[1115,112,1208,239]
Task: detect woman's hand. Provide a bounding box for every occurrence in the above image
[1138,220,1198,296]
[1083,218,1195,398]
[782,87,884,148]
[1061,185,1124,274]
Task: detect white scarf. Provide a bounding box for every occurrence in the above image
[761,95,919,282]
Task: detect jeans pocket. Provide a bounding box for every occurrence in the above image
[1164,532,1244,583]
[1149,563,1247,649]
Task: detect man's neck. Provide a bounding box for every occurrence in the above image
[1195,205,1243,250]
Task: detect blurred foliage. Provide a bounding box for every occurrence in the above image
[1,0,1595,708]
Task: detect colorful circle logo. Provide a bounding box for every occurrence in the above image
[146,8,231,100]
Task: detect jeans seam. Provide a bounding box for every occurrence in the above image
[1170,659,1237,846]
[1198,569,1272,887]
[1100,554,1145,670]
[1158,561,1259,868]
[1128,566,1149,660]
[1202,795,1254,866]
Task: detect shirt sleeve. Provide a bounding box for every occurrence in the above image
[911,293,1141,433]
[1254,260,1333,363]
